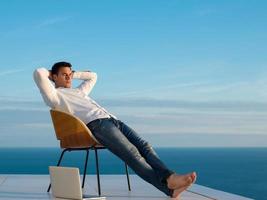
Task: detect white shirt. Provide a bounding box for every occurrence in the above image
[33,68,116,124]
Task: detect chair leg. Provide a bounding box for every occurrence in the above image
[82,149,89,188]
[125,163,131,191]
[47,149,68,192]
[94,148,101,196]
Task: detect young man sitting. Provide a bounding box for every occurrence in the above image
[33,61,197,199]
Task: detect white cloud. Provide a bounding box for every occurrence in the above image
[0,69,25,76]
[0,16,73,38]
[20,123,52,128]
[0,106,47,111]
[0,97,47,111]
[123,110,267,135]
[111,78,267,102]
[36,16,72,28]
[113,81,210,97]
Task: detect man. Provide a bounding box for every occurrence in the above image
[33,61,197,199]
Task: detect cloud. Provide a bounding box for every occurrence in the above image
[108,77,267,102]
[0,16,72,39]
[114,81,210,97]
[36,16,72,28]
[118,110,267,135]
[0,69,25,77]
[20,123,51,128]
[98,98,267,112]
[0,97,47,111]
[142,133,267,147]
[1,97,267,147]
[1,93,267,113]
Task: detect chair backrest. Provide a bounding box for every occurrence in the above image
[50,109,99,148]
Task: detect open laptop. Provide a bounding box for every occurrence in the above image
[49,166,106,200]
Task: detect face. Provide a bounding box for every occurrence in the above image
[52,67,73,88]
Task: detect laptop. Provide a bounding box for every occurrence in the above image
[49,166,106,200]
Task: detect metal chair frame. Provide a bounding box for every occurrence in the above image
[47,146,131,196]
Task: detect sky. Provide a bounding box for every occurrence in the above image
[0,0,267,147]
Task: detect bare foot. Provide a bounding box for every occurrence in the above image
[191,172,197,184]
[171,184,190,199]
[167,172,197,190]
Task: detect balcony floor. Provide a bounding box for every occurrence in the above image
[0,175,253,200]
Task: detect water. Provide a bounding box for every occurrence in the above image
[0,147,266,199]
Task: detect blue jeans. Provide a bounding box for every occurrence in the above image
[87,117,174,197]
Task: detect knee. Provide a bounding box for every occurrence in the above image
[143,141,153,150]
[129,145,144,161]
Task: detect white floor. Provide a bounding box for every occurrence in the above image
[0,175,253,200]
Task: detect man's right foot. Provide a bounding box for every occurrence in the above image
[167,172,197,190]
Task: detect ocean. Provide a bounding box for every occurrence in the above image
[0,147,266,200]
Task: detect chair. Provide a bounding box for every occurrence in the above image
[47,109,131,196]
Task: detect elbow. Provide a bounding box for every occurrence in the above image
[87,71,97,83]
[33,69,40,78]
[34,67,47,74]
[33,68,48,80]
[33,69,41,83]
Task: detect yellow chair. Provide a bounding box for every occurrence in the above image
[47,109,131,195]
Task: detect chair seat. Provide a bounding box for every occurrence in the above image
[60,143,106,149]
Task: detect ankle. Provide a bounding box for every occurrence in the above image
[167,173,175,185]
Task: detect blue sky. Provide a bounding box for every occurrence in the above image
[0,0,267,147]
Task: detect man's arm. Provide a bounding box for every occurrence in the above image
[33,68,60,108]
[73,71,97,95]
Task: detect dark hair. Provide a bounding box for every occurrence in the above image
[51,61,72,75]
